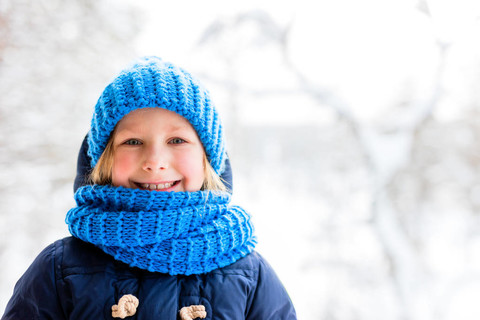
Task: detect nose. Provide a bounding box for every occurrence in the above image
[142,145,169,172]
[143,160,168,171]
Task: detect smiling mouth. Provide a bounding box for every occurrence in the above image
[135,181,180,191]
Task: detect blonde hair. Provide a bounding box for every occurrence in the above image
[90,131,227,192]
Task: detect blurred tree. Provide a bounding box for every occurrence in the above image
[191,3,480,319]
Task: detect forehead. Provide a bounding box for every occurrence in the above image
[115,107,193,132]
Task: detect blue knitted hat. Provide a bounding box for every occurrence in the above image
[87,56,226,175]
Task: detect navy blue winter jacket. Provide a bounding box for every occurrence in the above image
[2,136,296,319]
[3,237,296,319]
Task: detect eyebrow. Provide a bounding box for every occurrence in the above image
[168,125,194,133]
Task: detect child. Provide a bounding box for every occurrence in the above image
[2,57,297,319]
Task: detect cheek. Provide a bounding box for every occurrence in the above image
[176,150,205,188]
[112,151,137,184]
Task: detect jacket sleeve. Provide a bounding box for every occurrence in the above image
[2,242,65,320]
[246,254,297,319]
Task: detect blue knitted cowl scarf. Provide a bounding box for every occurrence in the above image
[66,185,257,276]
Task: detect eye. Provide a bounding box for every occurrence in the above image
[169,137,186,144]
[124,139,142,145]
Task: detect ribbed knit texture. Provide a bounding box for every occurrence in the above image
[66,185,257,275]
[88,56,226,175]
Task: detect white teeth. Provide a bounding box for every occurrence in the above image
[162,182,174,189]
[140,182,174,190]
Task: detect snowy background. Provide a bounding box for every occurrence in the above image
[2,0,480,319]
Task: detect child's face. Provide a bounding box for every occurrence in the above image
[111,108,205,192]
